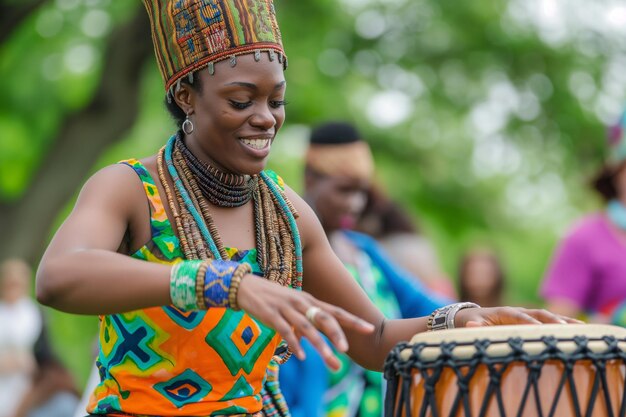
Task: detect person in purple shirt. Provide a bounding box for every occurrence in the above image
[541,109,626,322]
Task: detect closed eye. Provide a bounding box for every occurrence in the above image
[270,100,289,109]
[229,100,252,110]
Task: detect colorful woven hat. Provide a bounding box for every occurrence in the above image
[608,108,626,165]
[142,0,287,94]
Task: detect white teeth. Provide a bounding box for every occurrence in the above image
[240,138,270,150]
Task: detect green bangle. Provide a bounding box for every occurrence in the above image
[170,260,203,310]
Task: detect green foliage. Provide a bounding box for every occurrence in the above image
[0,1,139,200]
[1,0,624,386]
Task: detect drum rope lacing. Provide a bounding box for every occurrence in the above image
[384,335,626,417]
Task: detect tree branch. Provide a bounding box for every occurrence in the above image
[0,10,153,264]
[0,0,49,43]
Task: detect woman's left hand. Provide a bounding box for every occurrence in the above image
[456,306,583,328]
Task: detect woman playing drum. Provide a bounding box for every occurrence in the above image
[36,1,573,416]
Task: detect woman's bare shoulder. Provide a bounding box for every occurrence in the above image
[77,156,157,215]
[284,186,314,222]
[283,185,325,250]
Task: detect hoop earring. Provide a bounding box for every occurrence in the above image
[182,115,194,135]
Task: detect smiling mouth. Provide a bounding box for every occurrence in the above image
[240,138,272,150]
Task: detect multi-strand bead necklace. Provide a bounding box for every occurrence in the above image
[157,133,303,291]
[176,138,254,208]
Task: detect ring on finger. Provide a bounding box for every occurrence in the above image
[305,306,322,325]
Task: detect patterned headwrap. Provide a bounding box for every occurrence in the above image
[142,0,287,96]
[608,108,626,166]
[305,122,375,182]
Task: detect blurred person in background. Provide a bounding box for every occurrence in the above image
[12,319,80,417]
[457,248,505,308]
[541,109,626,323]
[0,259,42,417]
[280,121,450,417]
[357,186,456,300]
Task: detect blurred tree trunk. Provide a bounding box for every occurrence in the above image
[0,1,49,43]
[0,10,153,266]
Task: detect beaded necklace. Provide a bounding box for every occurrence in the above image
[157,134,303,290]
[176,137,254,208]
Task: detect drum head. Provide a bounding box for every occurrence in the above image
[402,324,626,362]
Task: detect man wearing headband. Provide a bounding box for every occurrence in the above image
[542,109,626,324]
[35,1,575,416]
[281,122,449,417]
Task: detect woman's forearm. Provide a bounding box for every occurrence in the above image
[346,316,429,372]
[37,249,171,315]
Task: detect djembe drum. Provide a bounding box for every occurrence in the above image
[384,324,626,417]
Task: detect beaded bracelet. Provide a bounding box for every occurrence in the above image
[201,260,252,309]
[195,261,210,310]
[171,259,253,310]
[228,263,252,311]
[170,260,204,311]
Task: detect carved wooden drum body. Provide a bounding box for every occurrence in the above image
[384,324,626,417]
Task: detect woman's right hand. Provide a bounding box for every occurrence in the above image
[236,274,375,370]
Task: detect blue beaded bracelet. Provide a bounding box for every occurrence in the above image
[202,260,252,309]
[170,260,251,310]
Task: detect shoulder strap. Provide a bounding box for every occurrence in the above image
[118,159,168,224]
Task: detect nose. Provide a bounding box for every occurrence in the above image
[249,103,276,131]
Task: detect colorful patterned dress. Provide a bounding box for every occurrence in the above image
[87,159,282,417]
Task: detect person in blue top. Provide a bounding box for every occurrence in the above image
[280,121,450,417]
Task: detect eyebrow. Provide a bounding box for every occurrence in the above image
[224,80,286,90]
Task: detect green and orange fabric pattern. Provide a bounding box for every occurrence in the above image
[87,159,281,416]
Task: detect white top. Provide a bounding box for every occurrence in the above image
[0,297,43,417]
